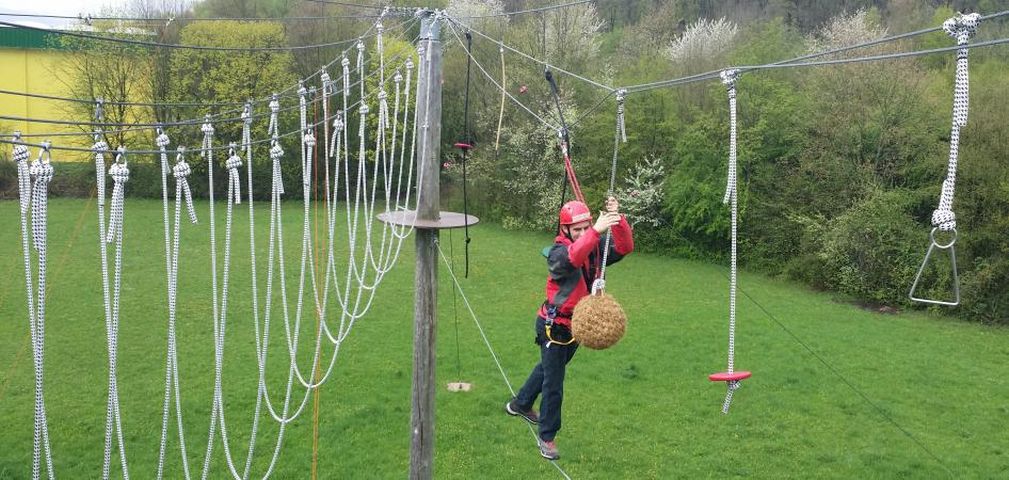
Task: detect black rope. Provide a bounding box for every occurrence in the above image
[544,69,570,144]
[447,228,464,382]
[546,68,572,233]
[460,30,474,279]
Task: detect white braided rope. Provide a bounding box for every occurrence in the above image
[102,147,131,480]
[0,15,413,480]
[240,100,266,480]
[322,69,334,222]
[93,144,113,480]
[155,137,194,480]
[94,135,108,206]
[226,144,243,205]
[257,22,434,423]
[268,95,285,195]
[106,161,128,244]
[252,83,314,428]
[270,24,410,397]
[2,19,445,480]
[154,132,174,480]
[246,19,414,469]
[18,140,55,480]
[592,89,628,295]
[932,13,980,232]
[2,18,426,480]
[31,146,56,480]
[204,137,252,480]
[173,155,198,224]
[197,115,225,480]
[721,68,741,414]
[13,140,37,476]
[334,29,428,315]
[251,25,427,417]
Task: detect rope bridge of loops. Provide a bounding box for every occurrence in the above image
[10,10,443,479]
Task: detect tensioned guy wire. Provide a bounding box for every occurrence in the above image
[620,9,1009,93]
[0,13,416,52]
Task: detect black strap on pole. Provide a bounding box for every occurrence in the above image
[460,30,474,278]
[546,68,572,234]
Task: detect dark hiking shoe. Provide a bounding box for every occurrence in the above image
[505,400,539,425]
[538,439,560,460]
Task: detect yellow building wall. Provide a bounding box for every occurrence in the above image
[0,48,90,161]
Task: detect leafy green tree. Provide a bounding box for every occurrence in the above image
[167,20,298,196]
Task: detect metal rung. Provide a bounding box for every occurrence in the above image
[909,227,960,306]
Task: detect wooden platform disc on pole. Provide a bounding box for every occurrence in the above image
[377,210,479,230]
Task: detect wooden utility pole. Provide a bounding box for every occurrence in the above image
[377,11,476,479]
[410,11,442,480]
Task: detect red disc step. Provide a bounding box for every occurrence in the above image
[709,371,751,382]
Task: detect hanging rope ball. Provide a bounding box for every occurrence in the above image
[571,292,627,350]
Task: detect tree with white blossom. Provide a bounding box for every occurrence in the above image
[616,156,666,228]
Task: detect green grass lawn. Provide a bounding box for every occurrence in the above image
[2,198,1008,479]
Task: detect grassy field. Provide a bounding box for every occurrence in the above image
[1,198,1008,479]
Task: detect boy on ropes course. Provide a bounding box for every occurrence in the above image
[505,196,634,460]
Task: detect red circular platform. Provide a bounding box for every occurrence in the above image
[709,371,751,382]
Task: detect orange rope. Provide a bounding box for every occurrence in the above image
[2,189,94,404]
[311,99,322,480]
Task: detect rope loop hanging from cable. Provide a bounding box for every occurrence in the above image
[708,67,750,414]
[909,12,981,307]
[226,143,243,205]
[268,94,285,195]
[19,137,56,480]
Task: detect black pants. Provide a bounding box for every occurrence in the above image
[514,316,579,442]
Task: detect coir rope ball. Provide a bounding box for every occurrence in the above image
[571,293,626,349]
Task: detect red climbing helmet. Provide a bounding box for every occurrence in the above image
[558,201,592,226]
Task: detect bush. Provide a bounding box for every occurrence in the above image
[818,188,927,305]
[959,256,1009,325]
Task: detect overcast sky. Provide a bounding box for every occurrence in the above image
[0,0,134,17]
[0,1,196,28]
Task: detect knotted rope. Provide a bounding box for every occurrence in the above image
[932,13,981,232]
[93,137,129,480]
[106,151,129,244]
[22,140,55,480]
[268,94,285,195]
[174,148,198,224]
[908,13,981,307]
[226,144,243,205]
[13,133,31,213]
